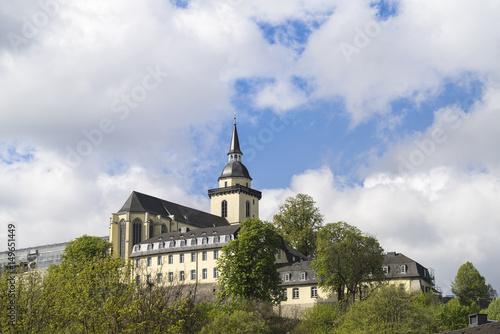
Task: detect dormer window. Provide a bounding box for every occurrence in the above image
[169,241,175,247]
[225,235,231,242]
[134,245,140,252]
[147,243,153,250]
[202,237,208,245]
[383,265,389,274]
[214,236,220,243]
[400,264,407,274]
[300,271,307,281]
[283,273,291,282]
[191,239,197,246]
[180,240,186,246]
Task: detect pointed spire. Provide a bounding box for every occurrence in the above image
[228,116,242,160]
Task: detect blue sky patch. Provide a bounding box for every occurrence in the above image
[370,0,399,20]
[170,0,189,9]
[256,18,326,56]
[0,143,34,165]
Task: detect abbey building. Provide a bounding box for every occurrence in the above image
[109,118,261,261]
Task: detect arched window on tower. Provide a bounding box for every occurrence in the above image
[119,219,126,260]
[149,221,154,238]
[245,200,250,217]
[221,200,228,218]
[132,218,143,246]
[161,223,168,234]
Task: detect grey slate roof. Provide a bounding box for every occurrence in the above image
[438,321,500,333]
[129,225,240,257]
[228,121,243,156]
[219,161,252,180]
[277,260,317,286]
[383,252,432,283]
[116,191,229,229]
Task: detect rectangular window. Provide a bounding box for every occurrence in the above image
[147,274,151,284]
[213,250,219,259]
[147,257,152,267]
[168,272,174,282]
[157,273,162,284]
[202,268,207,279]
[168,255,173,264]
[135,259,141,267]
[293,288,299,299]
[180,253,184,263]
[311,286,318,298]
[191,252,196,262]
[283,288,287,301]
[191,269,196,280]
[202,251,207,261]
[277,250,281,260]
[180,271,185,281]
[157,256,162,265]
[213,267,218,278]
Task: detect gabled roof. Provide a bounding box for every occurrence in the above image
[439,321,500,333]
[383,252,430,280]
[117,191,229,229]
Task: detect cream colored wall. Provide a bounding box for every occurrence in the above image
[281,284,337,307]
[110,212,176,261]
[386,277,432,293]
[218,177,251,188]
[210,192,259,224]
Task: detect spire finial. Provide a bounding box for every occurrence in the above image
[228,117,242,161]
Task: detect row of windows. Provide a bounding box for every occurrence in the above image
[134,236,231,252]
[139,268,219,284]
[139,250,220,267]
[282,286,318,300]
[283,271,308,282]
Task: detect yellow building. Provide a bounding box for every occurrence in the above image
[109,118,261,261]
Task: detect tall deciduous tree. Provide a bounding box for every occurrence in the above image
[450,262,490,306]
[272,193,323,258]
[62,234,113,264]
[311,222,385,302]
[216,218,283,305]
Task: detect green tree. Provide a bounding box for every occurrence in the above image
[311,222,385,302]
[486,298,500,320]
[216,218,283,305]
[200,309,268,334]
[62,234,113,263]
[294,303,341,334]
[435,298,480,332]
[272,193,323,258]
[335,286,441,334]
[450,262,490,306]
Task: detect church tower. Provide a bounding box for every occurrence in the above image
[208,118,262,224]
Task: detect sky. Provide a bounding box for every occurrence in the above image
[1,0,499,296]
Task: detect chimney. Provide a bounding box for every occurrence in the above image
[469,314,488,327]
